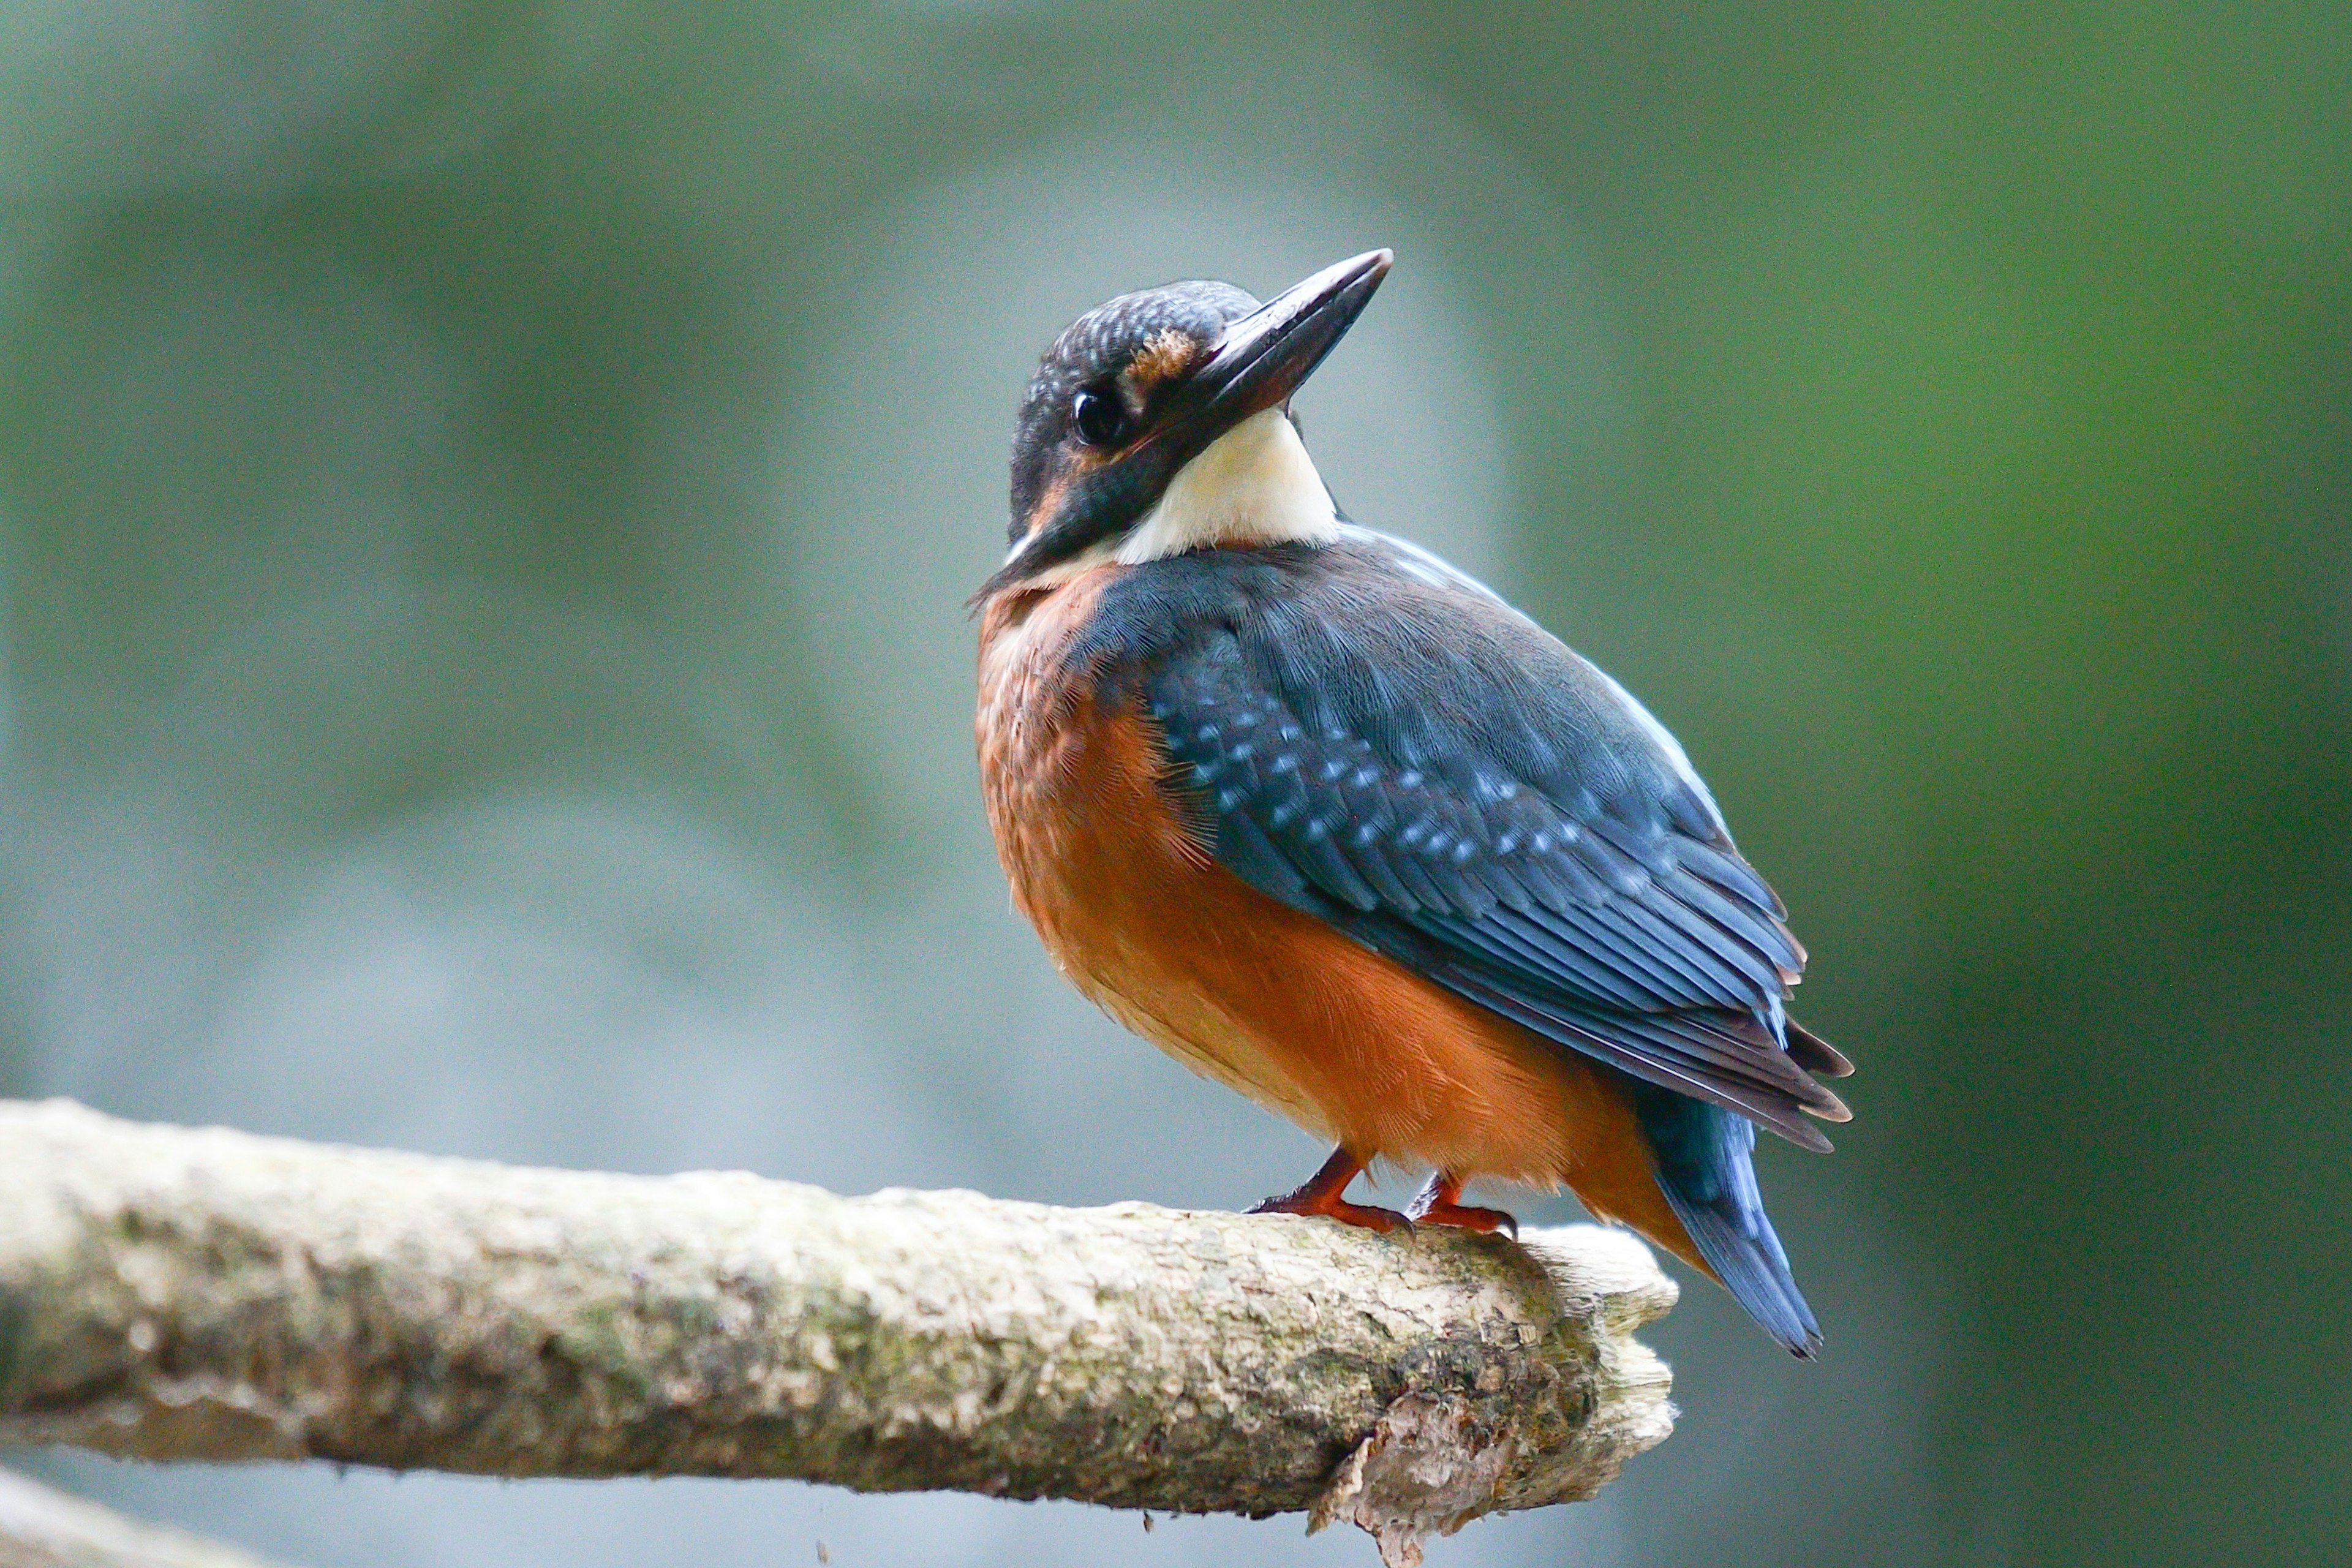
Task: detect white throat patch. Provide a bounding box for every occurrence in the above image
[1116,406,1340,564]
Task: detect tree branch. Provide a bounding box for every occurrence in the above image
[0,1099,1676,1566]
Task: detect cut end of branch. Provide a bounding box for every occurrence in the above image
[1310,1392,1512,1567]
[1307,1226,1679,1562]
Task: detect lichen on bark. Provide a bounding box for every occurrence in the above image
[0,1099,1676,1564]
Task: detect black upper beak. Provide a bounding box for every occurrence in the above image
[1170,247,1392,440]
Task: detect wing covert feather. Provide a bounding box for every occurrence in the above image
[1100,529,1847,1145]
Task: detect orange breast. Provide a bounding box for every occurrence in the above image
[976,570,1702,1265]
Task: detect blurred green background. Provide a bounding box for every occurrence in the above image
[3,2,2347,1564]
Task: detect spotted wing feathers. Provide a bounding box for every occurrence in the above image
[1111,533,1849,1149]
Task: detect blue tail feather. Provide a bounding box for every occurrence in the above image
[1632,1085,1823,1357]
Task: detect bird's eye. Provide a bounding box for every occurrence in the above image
[1071,388,1126,447]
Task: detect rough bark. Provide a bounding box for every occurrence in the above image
[0,1099,1676,1566]
[0,1470,293,1568]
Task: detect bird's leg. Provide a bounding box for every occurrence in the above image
[1406,1171,1518,1238]
[1246,1145,1411,1234]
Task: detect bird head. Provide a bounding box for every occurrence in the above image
[980,248,1392,598]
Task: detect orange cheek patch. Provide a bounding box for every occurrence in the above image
[1126,328,1205,393]
[1017,466,1087,547]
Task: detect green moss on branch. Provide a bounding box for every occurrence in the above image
[0,1100,1675,1566]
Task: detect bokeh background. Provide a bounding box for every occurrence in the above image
[3,2,2347,1564]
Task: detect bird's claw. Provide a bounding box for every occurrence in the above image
[1247,1191,1415,1235]
[1405,1174,1519,1238]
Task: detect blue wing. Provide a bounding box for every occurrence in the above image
[1085,527,1852,1152]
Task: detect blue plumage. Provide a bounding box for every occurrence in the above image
[1633,1085,1823,1356]
[1088,528,1850,1149]
[1079,526,1850,1350]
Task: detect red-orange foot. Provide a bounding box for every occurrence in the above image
[1246,1144,1413,1234]
[1406,1172,1519,1239]
[1248,1189,1415,1234]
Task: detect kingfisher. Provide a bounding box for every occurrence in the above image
[974,250,1854,1354]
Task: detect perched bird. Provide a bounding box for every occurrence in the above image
[974,250,1854,1354]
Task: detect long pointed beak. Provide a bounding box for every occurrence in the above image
[1174,247,1392,437]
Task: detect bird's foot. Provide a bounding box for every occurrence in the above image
[1404,1197,1518,1238]
[1246,1188,1414,1234]
[1406,1172,1519,1239]
[1245,1144,1412,1234]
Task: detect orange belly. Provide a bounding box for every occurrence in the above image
[977,570,1702,1264]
